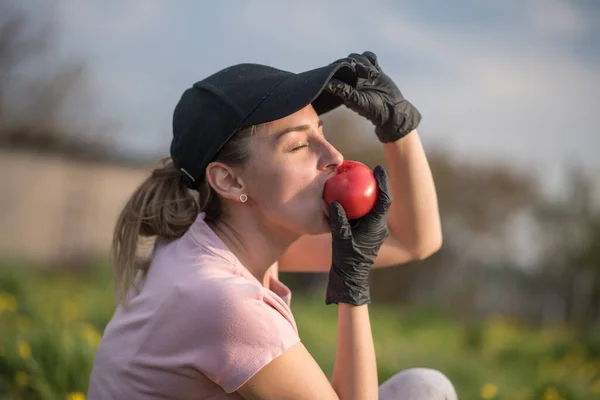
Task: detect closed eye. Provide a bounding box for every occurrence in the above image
[291,144,309,152]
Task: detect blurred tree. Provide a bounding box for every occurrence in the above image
[0,1,114,159]
[535,166,600,329]
[374,151,541,317]
[572,214,600,329]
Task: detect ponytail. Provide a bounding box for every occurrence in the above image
[111,158,199,305]
[111,124,259,306]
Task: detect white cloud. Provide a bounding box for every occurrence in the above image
[528,0,590,36]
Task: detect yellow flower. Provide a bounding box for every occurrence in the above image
[15,371,29,387]
[66,392,86,400]
[480,383,498,399]
[0,292,17,313]
[80,323,102,349]
[17,340,31,360]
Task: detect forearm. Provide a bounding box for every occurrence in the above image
[331,303,378,400]
[384,129,442,257]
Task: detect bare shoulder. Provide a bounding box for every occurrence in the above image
[236,341,339,400]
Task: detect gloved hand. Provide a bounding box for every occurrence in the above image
[326,165,392,306]
[326,51,422,143]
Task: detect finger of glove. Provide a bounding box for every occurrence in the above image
[347,53,379,80]
[357,167,392,237]
[326,78,366,107]
[362,51,380,70]
[371,166,392,217]
[326,78,354,98]
[328,202,352,238]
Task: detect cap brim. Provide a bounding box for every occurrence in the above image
[243,61,356,126]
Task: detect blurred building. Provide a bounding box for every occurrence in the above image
[0,149,151,266]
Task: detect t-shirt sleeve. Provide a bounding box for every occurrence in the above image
[145,278,301,394]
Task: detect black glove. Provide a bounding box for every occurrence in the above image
[326,51,422,143]
[326,165,392,306]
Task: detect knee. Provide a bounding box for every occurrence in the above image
[379,368,458,400]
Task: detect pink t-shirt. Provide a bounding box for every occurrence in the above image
[87,213,301,399]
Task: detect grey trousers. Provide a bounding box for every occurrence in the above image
[379,368,458,400]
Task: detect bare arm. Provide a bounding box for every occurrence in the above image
[236,304,378,400]
[384,129,442,258]
[331,303,378,400]
[279,129,442,272]
[236,342,340,400]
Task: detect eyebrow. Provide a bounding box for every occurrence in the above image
[274,119,324,140]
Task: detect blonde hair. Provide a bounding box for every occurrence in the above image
[111,125,258,306]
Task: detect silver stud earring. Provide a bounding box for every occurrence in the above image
[239,194,248,203]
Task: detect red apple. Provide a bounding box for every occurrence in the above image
[323,160,378,220]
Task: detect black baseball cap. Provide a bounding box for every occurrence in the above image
[170,60,357,189]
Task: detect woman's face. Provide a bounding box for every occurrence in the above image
[241,104,344,236]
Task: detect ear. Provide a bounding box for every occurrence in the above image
[205,161,245,202]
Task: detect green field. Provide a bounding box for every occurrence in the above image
[1,263,599,400]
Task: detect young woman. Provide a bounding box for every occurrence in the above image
[87,52,457,400]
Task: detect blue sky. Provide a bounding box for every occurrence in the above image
[22,0,600,194]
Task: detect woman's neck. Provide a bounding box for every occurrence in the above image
[208,214,297,286]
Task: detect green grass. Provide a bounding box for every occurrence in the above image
[0,263,599,400]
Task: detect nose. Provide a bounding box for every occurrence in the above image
[318,139,344,171]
